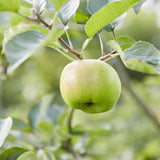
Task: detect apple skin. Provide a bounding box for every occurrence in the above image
[60,59,121,114]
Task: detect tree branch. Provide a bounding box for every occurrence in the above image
[18,12,82,60]
[58,37,83,60]
[115,59,160,131]
[126,84,160,131]
[35,14,82,60]
[35,13,51,29]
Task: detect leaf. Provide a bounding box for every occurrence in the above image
[46,0,56,13]
[85,0,141,37]
[87,0,109,15]
[44,26,64,48]
[37,120,54,136]
[28,95,53,128]
[0,12,10,27]
[24,0,47,13]
[57,108,70,134]
[75,0,90,24]
[0,0,20,12]
[46,105,64,123]
[0,147,27,160]
[57,108,70,126]
[17,151,37,160]
[108,40,160,74]
[12,118,28,130]
[77,0,90,15]
[3,26,47,74]
[0,117,13,147]
[28,95,63,128]
[133,0,147,14]
[73,124,111,136]
[3,25,48,50]
[104,12,127,32]
[117,36,136,50]
[75,11,89,24]
[49,0,69,11]
[59,0,80,23]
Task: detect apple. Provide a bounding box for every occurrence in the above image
[60,59,121,114]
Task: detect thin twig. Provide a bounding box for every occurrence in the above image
[17,12,38,21]
[65,28,73,49]
[111,27,117,41]
[35,13,51,28]
[80,38,92,56]
[35,14,83,60]
[18,12,82,59]
[98,32,104,56]
[98,50,117,61]
[49,12,59,29]
[54,48,75,61]
[58,37,83,60]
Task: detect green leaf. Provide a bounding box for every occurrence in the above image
[85,0,141,37]
[133,0,147,14]
[2,24,64,74]
[73,124,111,136]
[0,12,10,27]
[3,25,48,47]
[28,95,53,128]
[108,40,160,74]
[0,147,27,160]
[17,151,37,160]
[75,11,89,24]
[0,117,13,147]
[37,120,54,136]
[117,36,136,50]
[75,0,90,24]
[12,118,28,130]
[29,95,63,128]
[0,0,20,12]
[49,0,69,11]
[24,0,47,13]
[87,0,109,15]
[46,105,64,123]
[44,27,64,47]
[104,12,127,32]
[2,25,48,54]
[3,25,48,74]
[59,0,80,23]
[57,108,70,134]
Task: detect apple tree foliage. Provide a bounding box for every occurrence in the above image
[0,0,160,159]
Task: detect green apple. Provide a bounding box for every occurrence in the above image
[60,59,121,114]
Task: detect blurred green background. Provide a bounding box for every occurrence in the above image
[0,0,160,159]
